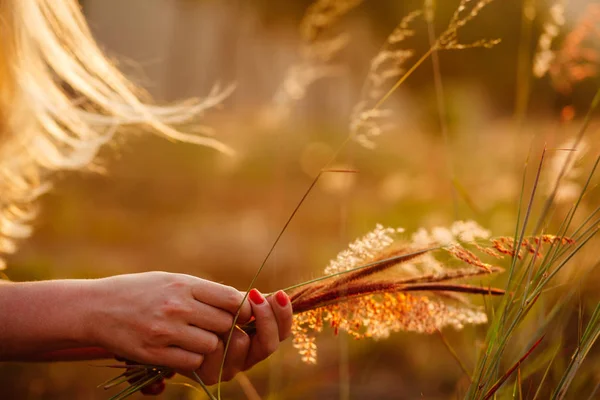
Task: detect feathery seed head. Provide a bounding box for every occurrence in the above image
[323,224,400,275]
[288,222,575,363]
[290,222,506,364]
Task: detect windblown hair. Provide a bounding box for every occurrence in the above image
[0,0,232,269]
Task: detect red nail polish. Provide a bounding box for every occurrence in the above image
[249,289,264,305]
[141,379,166,395]
[275,291,289,307]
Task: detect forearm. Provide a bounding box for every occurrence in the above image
[0,279,100,360]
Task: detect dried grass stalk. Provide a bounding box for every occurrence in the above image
[351,0,500,149]
[350,10,421,149]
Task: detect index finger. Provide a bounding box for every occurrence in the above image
[191,279,252,323]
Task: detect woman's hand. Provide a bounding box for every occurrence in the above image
[139,288,293,395]
[192,288,293,385]
[0,271,293,393]
[87,272,253,371]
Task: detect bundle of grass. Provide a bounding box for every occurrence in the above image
[285,222,576,364]
[285,223,502,364]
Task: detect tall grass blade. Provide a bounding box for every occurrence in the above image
[437,329,472,382]
[551,303,600,400]
[482,335,544,400]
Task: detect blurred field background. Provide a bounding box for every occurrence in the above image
[2,0,600,398]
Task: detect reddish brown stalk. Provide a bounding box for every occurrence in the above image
[292,281,405,313]
[397,266,503,285]
[435,290,474,306]
[482,336,544,400]
[401,283,505,296]
[289,247,433,303]
[326,247,432,290]
[292,281,504,314]
[290,284,326,303]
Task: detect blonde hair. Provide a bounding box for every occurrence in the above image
[0,0,232,269]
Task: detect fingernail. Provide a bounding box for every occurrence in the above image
[249,288,265,305]
[141,379,166,395]
[275,290,289,307]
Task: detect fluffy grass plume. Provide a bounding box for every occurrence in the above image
[271,0,362,118]
[351,0,500,149]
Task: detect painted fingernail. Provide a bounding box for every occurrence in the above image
[141,379,166,395]
[249,288,265,305]
[275,290,289,307]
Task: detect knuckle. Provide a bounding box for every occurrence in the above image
[224,286,243,309]
[140,348,161,366]
[236,332,251,348]
[147,322,172,344]
[166,277,188,291]
[147,271,167,278]
[219,312,234,331]
[181,354,203,371]
[204,334,219,353]
[227,331,249,353]
[151,271,176,284]
[160,298,188,317]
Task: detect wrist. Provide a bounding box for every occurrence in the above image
[28,279,101,348]
[68,279,102,347]
[75,278,106,347]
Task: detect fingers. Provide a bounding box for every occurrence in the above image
[192,340,226,385]
[244,289,280,368]
[172,326,219,355]
[187,302,235,334]
[146,346,204,371]
[235,295,252,325]
[223,329,251,379]
[190,279,252,324]
[267,290,293,341]
[195,328,250,385]
[181,288,292,385]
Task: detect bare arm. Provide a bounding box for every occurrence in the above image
[0,272,292,381]
[0,272,253,368]
[0,279,96,360]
